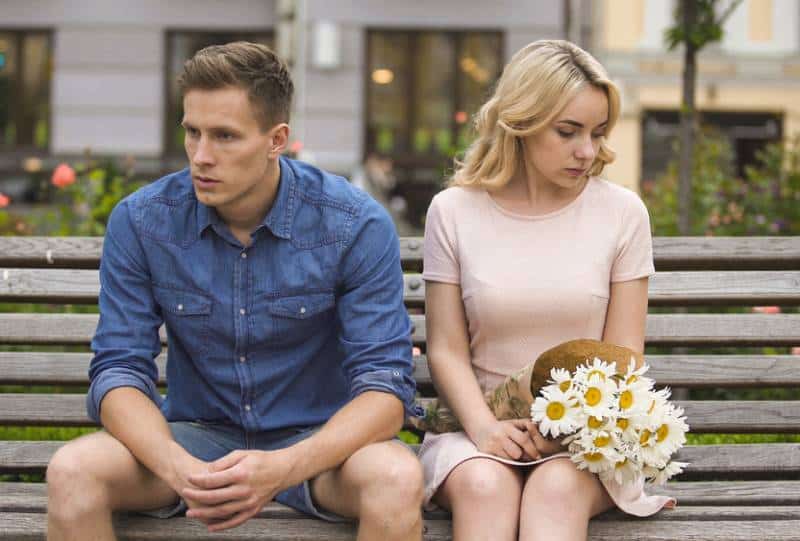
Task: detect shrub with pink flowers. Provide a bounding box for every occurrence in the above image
[643,131,800,236]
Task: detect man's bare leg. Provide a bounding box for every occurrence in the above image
[46,431,179,541]
[311,440,424,541]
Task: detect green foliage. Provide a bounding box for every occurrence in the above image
[665,0,743,50]
[643,133,800,236]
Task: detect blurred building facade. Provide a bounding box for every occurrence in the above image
[594,0,800,191]
[1,0,796,227]
[0,0,590,228]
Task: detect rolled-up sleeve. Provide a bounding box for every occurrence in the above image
[336,196,422,419]
[86,198,164,422]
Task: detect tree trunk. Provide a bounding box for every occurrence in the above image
[678,0,697,235]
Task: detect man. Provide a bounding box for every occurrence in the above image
[46,42,424,540]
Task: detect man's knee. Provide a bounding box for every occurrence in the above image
[360,447,423,507]
[47,439,111,519]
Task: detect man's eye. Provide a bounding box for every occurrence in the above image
[218,132,234,141]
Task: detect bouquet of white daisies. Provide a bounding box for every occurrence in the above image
[530,358,689,486]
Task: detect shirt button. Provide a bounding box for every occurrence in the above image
[240,308,246,315]
[299,306,306,314]
[244,404,251,411]
[393,370,400,377]
[241,252,247,259]
[177,304,184,311]
[239,356,246,363]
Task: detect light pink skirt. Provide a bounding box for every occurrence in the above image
[419,431,676,516]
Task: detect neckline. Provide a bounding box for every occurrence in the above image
[484,177,594,221]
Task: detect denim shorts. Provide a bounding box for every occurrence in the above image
[140,421,349,522]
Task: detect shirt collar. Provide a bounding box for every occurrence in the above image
[195,156,297,240]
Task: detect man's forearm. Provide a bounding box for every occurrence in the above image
[284,390,404,486]
[99,386,185,485]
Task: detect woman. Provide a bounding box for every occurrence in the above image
[419,40,674,541]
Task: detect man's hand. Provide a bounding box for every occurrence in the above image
[162,441,212,520]
[183,448,298,532]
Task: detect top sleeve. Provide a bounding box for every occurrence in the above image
[422,192,460,284]
[86,197,164,422]
[335,197,420,419]
[611,192,656,283]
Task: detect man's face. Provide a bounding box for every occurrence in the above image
[182,86,281,214]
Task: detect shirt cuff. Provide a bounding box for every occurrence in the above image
[349,369,424,420]
[86,368,163,423]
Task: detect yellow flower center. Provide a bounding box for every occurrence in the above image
[593,435,611,447]
[546,402,566,420]
[657,424,669,442]
[617,418,629,430]
[615,459,628,469]
[588,416,604,429]
[584,452,604,462]
[585,387,602,406]
[559,380,571,392]
[626,375,638,385]
[619,390,633,410]
[587,370,606,381]
[640,429,652,445]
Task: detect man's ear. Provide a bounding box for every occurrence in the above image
[268,123,290,159]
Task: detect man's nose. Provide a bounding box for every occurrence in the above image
[192,136,214,166]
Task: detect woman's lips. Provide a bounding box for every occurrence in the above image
[565,168,586,177]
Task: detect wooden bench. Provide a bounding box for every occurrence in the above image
[1,235,800,540]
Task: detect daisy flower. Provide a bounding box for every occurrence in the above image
[577,375,618,419]
[549,367,573,393]
[531,386,581,438]
[649,461,689,485]
[575,357,617,384]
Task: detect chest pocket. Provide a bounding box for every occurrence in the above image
[153,285,212,358]
[263,291,336,347]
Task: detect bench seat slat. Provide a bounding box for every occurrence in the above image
[4,511,800,541]
[4,268,800,306]
[4,352,800,388]
[2,439,798,475]
[3,396,800,432]
[4,481,800,511]
[3,313,800,346]
[3,236,799,271]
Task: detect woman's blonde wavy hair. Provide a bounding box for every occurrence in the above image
[450,40,620,189]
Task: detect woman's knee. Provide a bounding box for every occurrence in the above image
[525,459,609,513]
[444,459,522,505]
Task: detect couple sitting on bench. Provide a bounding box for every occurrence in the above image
[45,40,672,541]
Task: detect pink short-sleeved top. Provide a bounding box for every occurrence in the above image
[422,177,655,391]
[418,179,675,515]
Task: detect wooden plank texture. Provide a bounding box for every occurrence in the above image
[4,313,800,346]
[4,351,800,388]
[4,268,800,306]
[2,236,798,271]
[4,511,800,541]
[5,480,800,513]
[2,439,798,475]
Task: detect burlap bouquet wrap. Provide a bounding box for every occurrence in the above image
[410,339,643,433]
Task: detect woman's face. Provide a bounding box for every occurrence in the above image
[523,85,609,190]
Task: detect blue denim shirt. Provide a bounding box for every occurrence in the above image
[87,156,419,432]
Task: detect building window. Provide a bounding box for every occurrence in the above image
[165,30,273,155]
[366,30,503,226]
[0,30,52,151]
[641,110,783,181]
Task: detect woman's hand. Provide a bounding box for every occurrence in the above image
[472,419,542,461]
[524,420,564,456]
